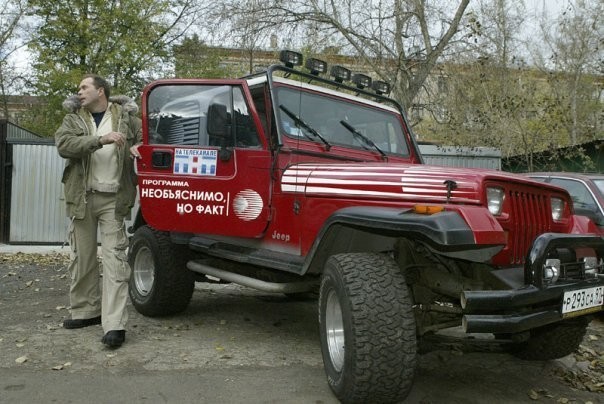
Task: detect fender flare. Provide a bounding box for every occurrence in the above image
[302,206,503,274]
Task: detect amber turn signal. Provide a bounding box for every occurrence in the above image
[412,205,444,215]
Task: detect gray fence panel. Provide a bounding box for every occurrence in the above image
[419,145,501,170]
[9,144,68,243]
[6,123,45,142]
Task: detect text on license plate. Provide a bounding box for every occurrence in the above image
[562,286,604,316]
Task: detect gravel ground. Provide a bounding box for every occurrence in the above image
[1,251,603,403]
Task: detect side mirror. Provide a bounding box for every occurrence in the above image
[207,103,229,138]
[207,103,233,161]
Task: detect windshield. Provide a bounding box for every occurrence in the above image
[274,86,409,156]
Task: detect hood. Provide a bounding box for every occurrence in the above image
[62,94,139,113]
[281,162,567,204]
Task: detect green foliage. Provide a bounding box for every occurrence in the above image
[23,0,192,136]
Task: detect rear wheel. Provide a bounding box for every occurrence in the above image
[511,317,590,360]
[319,252,417,403]
[128,225,194,316]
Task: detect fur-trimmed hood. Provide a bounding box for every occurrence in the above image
[62,94,139,114]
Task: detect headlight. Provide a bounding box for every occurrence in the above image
[543,258,560,284]
[550,197,565,221]
[582,257,600,278]
[486,187,504,215]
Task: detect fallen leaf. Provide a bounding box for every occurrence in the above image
[15,343,25,348]
[25,281,33,287]
[528,390,539,400]
[215,346,225,351]
[15,356,28,364]
[588,335,599,341]
[52,364,64,370]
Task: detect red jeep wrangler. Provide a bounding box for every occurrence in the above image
[129,50,604,403]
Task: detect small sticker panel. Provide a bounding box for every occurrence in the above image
[173,148,218,176]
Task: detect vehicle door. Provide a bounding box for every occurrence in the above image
[136,81,272,237]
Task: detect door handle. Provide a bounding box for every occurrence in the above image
[152,151,172,169]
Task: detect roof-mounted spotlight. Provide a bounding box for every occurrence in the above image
[330,65,351,83]
[372,80,391,95]
[279,50,303,68]
[352,73,372,89]
[305,58,327,75]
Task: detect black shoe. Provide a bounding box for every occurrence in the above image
[102,330,126,348]
[63,316,101,329]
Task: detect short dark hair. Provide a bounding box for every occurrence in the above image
[83,74,111,99]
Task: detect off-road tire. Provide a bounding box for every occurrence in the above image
[511,317,590,360]
[319,252,417,404]
[128,225,194,316]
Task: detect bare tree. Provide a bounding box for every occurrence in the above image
[0,0,27,119]
[206,0,470,112]
[531,0,603,145]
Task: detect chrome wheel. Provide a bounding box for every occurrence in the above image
[133,245,154,297]
[325,289,345,372]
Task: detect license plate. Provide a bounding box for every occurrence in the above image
[562,286,604,317]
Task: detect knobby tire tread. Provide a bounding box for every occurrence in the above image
[129,226,194,317]
[321,252,417,403]
[512,317,590,360]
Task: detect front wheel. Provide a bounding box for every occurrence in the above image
[319,253,417,403]
[128,225,194,316]
[511,317,590,360]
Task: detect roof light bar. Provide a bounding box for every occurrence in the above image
[279,50,303,68]
[372,80,391,95]
[352,73,372,89]
[330,65,351,83]
[305,58,328,75]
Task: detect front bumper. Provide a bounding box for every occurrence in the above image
[461,233,604,334]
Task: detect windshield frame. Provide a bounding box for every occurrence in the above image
[265,64,424,163]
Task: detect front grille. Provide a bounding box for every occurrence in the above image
[507,190,551,264]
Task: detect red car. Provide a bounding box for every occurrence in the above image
[527,172,604,234]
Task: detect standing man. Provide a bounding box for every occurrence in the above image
[55,74,142,348]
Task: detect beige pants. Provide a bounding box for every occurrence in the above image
[67,192,130,333]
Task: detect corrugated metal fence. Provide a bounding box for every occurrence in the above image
[1,119,501,244]
[419,145,501,170]
[0,120,68,244]
[9,143,68,243]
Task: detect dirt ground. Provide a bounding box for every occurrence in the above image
[1,252,603,403]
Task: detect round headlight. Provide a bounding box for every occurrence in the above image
[486,187,504,215]
[550,197,565,221]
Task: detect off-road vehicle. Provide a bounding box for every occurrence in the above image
[128,50,604,403]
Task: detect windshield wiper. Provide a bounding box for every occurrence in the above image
[339,120,387,160]
[279,105,331,150]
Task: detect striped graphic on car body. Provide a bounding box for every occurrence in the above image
[281,163,481,204]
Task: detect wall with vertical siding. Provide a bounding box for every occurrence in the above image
[418,145,501,170]
[9,144,69,243]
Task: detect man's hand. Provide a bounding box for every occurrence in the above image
[130,143,142,159]
[99,132,126,147]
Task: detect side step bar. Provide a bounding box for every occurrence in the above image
[187,261,317,294]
